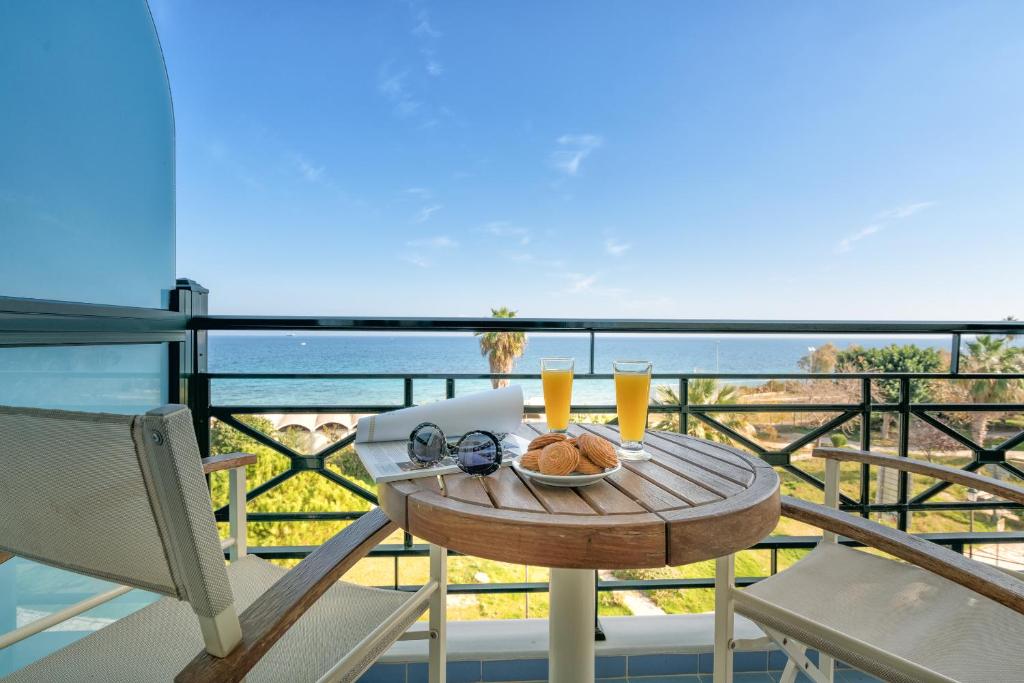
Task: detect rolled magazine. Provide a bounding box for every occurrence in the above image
[354,386,528,482]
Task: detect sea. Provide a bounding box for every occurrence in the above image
[208,334,951,409]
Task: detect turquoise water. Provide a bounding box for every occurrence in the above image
[209,334,951,407]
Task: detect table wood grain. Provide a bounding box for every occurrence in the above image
[366,423,780,569]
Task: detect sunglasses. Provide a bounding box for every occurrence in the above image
[407,422,504,477]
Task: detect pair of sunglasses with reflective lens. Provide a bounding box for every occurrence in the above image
[407,422,503,477]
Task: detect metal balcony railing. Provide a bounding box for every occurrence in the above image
[4,281,1024,604]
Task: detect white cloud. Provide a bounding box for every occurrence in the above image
[564,273,598,293]
[292,155,325,182]
[836,201,935,253]
[401,253,431,268]
[426,60,443,77]
[404,187,432,200]
[604,238,631,256]
[407,235,458,248]
[377,64,422,118]
[875,201,935,221]
[836,224,883,253]
[551,134,604,176]
[415,204,443,222]
[483,221,531,245]
[412,11,441,38]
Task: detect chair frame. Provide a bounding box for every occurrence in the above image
[1,448,450,683]
[713,447,1024,683]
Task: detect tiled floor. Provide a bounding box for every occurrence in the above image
[360,663,880,679]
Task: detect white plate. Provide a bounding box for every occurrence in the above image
[511,454,620,487]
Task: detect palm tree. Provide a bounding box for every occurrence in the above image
[962,334,1024,446]
[654,378,756,444]
[475,307,527,389]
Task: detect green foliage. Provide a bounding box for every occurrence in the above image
[835,344,944,403]
[208,417,374,551]
[829,432,848,448]
[475,307,527,388]
[654,379,756,443]
[798,342,838,373]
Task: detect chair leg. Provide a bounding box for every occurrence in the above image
[819,652,835,682]
[713,553,735,683]
[228,466,247,560]
[779,659,798,683]
[429,544,447,683]
[762,626,832,683]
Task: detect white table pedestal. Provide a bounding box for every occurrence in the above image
[548,568,595,683]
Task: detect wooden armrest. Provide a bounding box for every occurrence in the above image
[201,452,257,475]
[0,551,13,566]
[782,495,1024,615]
[175,508,396,683]
[813,447,1024,505]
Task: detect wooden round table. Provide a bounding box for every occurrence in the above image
[377,423,780,683]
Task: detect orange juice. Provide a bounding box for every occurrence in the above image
[542,369,573,431]
[614,371,651,441]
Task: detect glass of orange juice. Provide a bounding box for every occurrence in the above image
[613,360,653,460]
[541,357,574,433]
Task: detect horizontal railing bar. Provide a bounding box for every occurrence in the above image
[200,372,1024,381]
[242,531,1024,593]
[208,402,1024,416]
[193,315,1024,335]
[0,295,186,321]
[0,296,186,347]
[245,531,1024,560]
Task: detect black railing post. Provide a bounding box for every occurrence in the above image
[859,378,872,516]
[679,378,689,434]
[950,333,962,375]
[171,278,210,455]
[897,377,911,530]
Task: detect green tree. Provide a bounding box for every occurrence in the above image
[798,343,838,373]
[475,307,527,389]
[835,344,944,439]
[655,379,755,443]
[961,334,1024,446]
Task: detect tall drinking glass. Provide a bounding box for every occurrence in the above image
[541,357,574,433]
[613,360,652,460]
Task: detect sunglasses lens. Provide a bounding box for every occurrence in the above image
[454,432,501,476]
[409,424,446,466]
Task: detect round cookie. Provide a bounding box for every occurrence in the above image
[577,432,618,469]
[520,450,541,471]
[529,433,568,451]
[539,440,579,476]
[574,454,604,475]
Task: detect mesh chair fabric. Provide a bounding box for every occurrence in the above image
[738,542,1024,683]
[5,556,422,683]
[0,407,177,595]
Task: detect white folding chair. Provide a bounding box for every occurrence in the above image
[714,447,1024,683]
[0,404,448,682]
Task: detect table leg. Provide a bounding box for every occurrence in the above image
[549,568,595,683]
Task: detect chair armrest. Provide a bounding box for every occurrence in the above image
[782,495,1024,616]
[174,507,396,683]
[201,452,257,475]
[0,551,13,566]
[813,447,1024,504]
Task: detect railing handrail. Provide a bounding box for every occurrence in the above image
[191,314,1024,335]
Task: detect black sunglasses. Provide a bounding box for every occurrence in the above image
[407,422,504,477]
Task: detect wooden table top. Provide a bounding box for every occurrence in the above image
[371,422,780,569]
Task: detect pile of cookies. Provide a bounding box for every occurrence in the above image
[520,432,618,476]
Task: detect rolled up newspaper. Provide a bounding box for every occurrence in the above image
[356,385,524,443]
[353,386,527,482]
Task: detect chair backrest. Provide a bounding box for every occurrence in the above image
[0,404,241,656]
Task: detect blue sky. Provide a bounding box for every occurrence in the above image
[151,1,1023,320]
